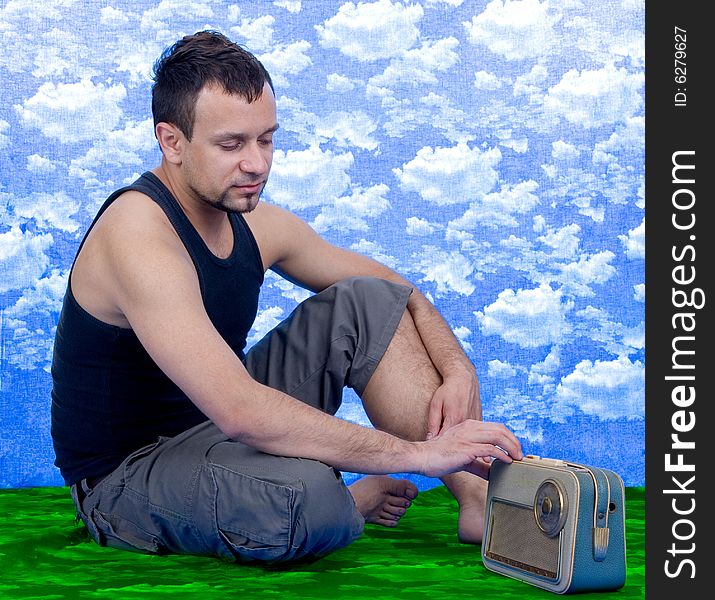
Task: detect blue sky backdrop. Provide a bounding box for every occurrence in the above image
[0,0,644,488]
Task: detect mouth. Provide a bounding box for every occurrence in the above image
[232,181,264,194]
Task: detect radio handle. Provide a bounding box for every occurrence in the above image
[566,461,611,561]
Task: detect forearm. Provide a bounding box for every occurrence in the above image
[404,288,476,378]
[228,381,424,474]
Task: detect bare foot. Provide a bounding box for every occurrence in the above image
[457,499,487,544]
[348,475,418,527]
[443,472,489,543]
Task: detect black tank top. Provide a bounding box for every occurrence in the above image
[51,172,264,485]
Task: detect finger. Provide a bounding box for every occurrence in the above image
[426,396,443,440]
[437,413,460,437]
[468,422,523,459]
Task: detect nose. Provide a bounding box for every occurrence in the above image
[238,142,270,177]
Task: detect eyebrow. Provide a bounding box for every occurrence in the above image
[211,124,280,142]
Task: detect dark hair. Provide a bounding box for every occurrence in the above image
[151,30,274,140]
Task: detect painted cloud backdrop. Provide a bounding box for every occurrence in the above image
[0,0,644,488]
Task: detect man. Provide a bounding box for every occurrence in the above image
[51,30,523,563]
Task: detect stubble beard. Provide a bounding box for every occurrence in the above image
[192,183,265,215]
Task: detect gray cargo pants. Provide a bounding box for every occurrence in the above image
[71,276,412,564]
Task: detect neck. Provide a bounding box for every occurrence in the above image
[151,162,234,259]
[152,161,228,233]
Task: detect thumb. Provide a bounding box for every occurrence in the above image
[426,396,443,440]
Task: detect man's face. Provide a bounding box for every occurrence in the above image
[181,82,278,214]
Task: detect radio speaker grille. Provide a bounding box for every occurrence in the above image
[485,500,560,579]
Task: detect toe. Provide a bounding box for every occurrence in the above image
[383,504,406,517]
[375,516,398,527]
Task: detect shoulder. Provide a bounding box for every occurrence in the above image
[97,189,175,238]
[71,189,194,326]
[87,190,185,262]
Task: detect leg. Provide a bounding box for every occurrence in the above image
[245,276,420,529]
[361,308,489,543]
[72,421,365,563]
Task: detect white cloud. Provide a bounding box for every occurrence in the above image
[312,184,391,233]
[419,93,472,144]
[453,325,473,352]
[551,140,580,161]
[426,0,464,6]
[633,283,645,303]
[554,251,616,296]
[487,359,519,378]
[393,143,501,205]
[1,0,79,23]
[5,324,57,372]
[247,306,285,346]
[475,284,572,348]
[263,270,313,303]
[405,216,438,236]
[140,0,214,33]
[563,14,644,69]
[0,227,53,294]
[274,0,302,12]
[412,247,475,296]
[528,346,561,388]
[350,239,399,269]
[544,65,644,128]
[368,37,459,87]
[230,14,275,52]
[26,154,57,173]
[112,37,165,83]
[5,270,68,319]
[69,118,156,183]
[574,305,644,356]
[536,223,581,259]
[0,119,8,149]
[620,218,644,260]
[258,41,312,88]
[592,116,644,164]
[276,98,377,149]
[315,111,379,150]
[100,6,130,26]
[15,79,126,143]
[448,180,540,230]
[316,0,423,61]
[488,387,546,442]
[8,191,81,233]
[552,356,644,421]
[473,70,502,90]
[463,0,562,60]
[267,146,353,209]
[326,73,356,92]
[513,64,548,97]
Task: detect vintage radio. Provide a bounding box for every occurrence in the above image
[481,455,626,594]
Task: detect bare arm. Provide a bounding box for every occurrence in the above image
[104,206,519,476]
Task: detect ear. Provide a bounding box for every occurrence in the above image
[155,122,184,165]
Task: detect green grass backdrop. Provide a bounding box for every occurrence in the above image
[0,485,644,599]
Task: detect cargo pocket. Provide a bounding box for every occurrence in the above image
[90,509,165,555]
[211,464,299,564]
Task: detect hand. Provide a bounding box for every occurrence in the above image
[418,420,523,479]
[426,369,481,439]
